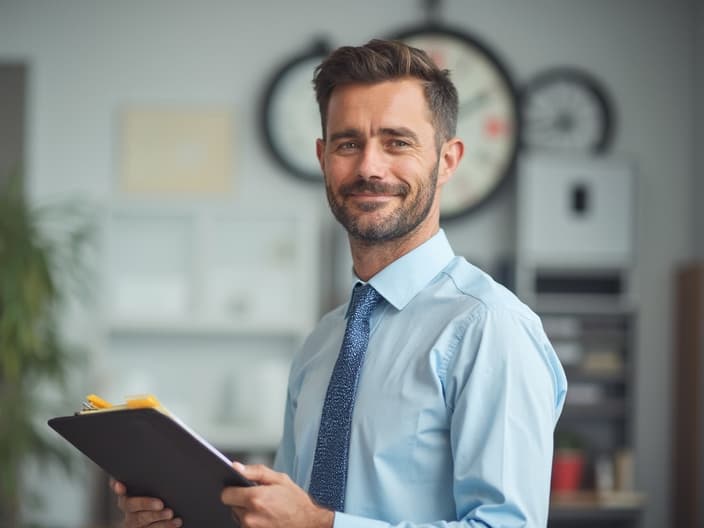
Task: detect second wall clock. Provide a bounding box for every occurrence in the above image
[520,66,615,154]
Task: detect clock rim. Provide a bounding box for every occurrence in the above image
[389,23,522,221]
[260,40,330,183]
[519,65,615,154]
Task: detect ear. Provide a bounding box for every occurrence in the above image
[316,138,326,173]
[437,138,464,186]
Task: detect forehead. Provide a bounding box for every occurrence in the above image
[325,78,434,136]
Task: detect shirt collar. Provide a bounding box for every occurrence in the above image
[348,229,455,312]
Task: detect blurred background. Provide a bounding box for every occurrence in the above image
[0,0,702,527]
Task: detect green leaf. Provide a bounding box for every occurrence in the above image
[0,167,93,519]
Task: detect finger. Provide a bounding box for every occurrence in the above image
[126,508,180,527]
[230,505,246,521]
[119,495,165,514]
[221,486,251,507]
[117,495,164,513]
[111,479,127,496]
[236,463,283,485]
[125,511,183,528]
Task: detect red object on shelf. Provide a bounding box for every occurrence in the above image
[551,449,585,492]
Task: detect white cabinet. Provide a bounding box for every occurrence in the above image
[102,203,319,334]
[517,154,635,269]
[96,203,320,453]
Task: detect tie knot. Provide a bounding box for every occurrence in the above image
[349,283,382,321]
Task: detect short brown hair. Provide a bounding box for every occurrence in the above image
[313,39,458,147]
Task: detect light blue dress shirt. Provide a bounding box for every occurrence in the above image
[274,230,567,527]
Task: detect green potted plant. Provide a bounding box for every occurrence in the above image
[551,430,586,493]
[0,170,91,525]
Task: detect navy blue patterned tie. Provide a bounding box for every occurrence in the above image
[309,283,382,511]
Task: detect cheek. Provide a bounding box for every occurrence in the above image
[403,160,425,176]
[324,157,354,182]
[391,158,432,186]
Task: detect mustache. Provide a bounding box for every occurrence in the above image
[340,179,409,197]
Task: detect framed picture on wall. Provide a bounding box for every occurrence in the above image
[119,106,235,195]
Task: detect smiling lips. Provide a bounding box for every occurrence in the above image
[340,180,409,199]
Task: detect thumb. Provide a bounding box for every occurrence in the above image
[110,478,127,496]
[234,462,281,485]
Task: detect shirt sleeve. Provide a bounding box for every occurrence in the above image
[332,306,567,528]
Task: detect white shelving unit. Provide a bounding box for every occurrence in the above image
[94,202,320,453]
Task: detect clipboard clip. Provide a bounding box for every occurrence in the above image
[80,394,163,413]
[82,394,113,411]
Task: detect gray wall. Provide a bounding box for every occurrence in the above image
[0,64,25,183]
[0,1,700,527]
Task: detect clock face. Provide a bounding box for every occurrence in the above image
[261,43,329,182]
[394,26,521,220]
[521,67,614,153]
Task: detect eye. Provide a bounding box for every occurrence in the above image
[336,141,359,151]
[389,139,410,149]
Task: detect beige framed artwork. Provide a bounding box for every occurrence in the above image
[120,107,235,195]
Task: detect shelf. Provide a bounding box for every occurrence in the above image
[560,400,628,419]
[533,298,635,316]
[550,491,645,520]
[563,367,626,384]
[549,331,628,344]
[107,319,308,338]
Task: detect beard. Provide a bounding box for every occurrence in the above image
[325,161,439,243]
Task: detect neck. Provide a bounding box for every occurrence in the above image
[349,221,439,281]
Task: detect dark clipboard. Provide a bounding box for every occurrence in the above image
[48,408,253,526]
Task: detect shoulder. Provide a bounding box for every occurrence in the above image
[438,256,540,326]
[436,257,556,378]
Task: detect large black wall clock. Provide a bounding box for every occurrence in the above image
[520,66,615,154]
[260,39,331,183]
[391,24,522,220]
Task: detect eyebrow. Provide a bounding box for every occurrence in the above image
[379,127,419,144]
[327,127,420,144]
[328,128,361,143]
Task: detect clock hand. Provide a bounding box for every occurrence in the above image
[459,91,489,118]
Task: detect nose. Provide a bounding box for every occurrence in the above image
[357,142,386,179]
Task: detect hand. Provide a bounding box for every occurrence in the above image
[221,463,334,528]
[111,478,182,528]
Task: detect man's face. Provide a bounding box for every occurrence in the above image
[316,79,449,243]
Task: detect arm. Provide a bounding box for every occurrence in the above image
[444,308,565,525]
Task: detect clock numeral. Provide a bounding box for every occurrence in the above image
[483,116,510,138]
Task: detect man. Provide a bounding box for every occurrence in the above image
[113,38,567,527]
